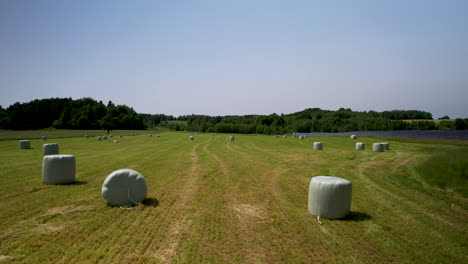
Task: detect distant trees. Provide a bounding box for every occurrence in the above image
[381,110,432,120]
[0,98,145,131]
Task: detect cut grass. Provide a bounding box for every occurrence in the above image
[0,131,467,263]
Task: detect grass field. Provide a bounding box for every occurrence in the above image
[0,131,467,263]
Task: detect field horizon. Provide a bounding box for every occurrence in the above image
[0,131,467,263]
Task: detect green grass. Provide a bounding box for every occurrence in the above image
[0,131,467,263]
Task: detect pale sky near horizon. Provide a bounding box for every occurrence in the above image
[1,0,467,118]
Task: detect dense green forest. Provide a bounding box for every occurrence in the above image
[0,98,145,131]
[1,98,467,133]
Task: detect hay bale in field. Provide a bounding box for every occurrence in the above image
[119,135,123,138]
[97,136,102,141]
[42,136,48,141]
[19,140,30,149]
[229,135,235,141]
[284,135,288,138]
[299,135,305,140]
[43,143,59,156]
[373,143,384,152]
[313,142,323,150]
[109,134,113,138]
[148,134,152,137]
[350,135,357,139]
[102,169,147,206]
[308,176,352,220]
[102,136,107,140]
[274,135,279,138]
[381,142,390,150]
[113,140,119,143]
[355,142,365,150]
[189,136,195,140]
[42,154,76,184]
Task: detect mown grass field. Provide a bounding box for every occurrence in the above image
[0,131,467,263]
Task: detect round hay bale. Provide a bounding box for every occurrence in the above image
[42,136,48,141]
[229,135,235,141]
[355,142,365,150]
[109,134,113,138]
[42,154,76,184]
[113,140,119,143]
[43,143,59,156]
[381,142,390,150]
[308,176,352,219]
[97,136,102,141]
[373,143,384,152]
[313,142,323,150]
[102,169,147,206]
[19,140,30,149]
[148,134,152,137]
[189,136,195,140]
[350,135,357,139]
[299,135,305,140]
[119,135,123,138]
[102,135,107,140]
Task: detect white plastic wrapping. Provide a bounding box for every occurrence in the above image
[313,142,323,150]
[42,136,48,141]
[373,143,384,152]
[102,169,147,206]
[42,154,76,184]
[308,176,352,219]
[229,135,235,141]
[381,142,390,150]
[97,136,102,141]
[43,143,59,156]
[355,142,365,150]
[189,136,194,140]
[350,135,357,139]
[19,140,30,149]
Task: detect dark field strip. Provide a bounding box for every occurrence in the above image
[0,132,467,263]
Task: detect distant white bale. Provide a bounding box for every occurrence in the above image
[274,135,279,138]
[350,135,357,139]
[148,134,152,137]
[373,143,384,152]
[229,135,235,141]
[313,142,323,150]
[43,143,59,156]
[42,136,48,141]
[103,136,107,140]
[19,140,30,149]
[299,135,305,140]
[102,169,147,206]
[109,134,113,138]
[97,136,102,141]
[355,142,365,150]
[189,136,195,140]
[284,135,288,138]
[308,176,352,219]
[381,142,390,150]
[119,135,123,138]
[42,154,76,184]
[113,140,119,143]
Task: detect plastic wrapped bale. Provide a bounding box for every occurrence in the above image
[381,142,390,150]
[97,136,102,141]
[148,134,152,137]
[42,136,48,141]
[19,140,30,149]
[102,169,147,206]
[43,143,59,156]
[109,134,113,138]
[119,135,123,138]
[113,140,119,143]
[356,142,365,150]
[308,176,352,220]
[103,136,107,140]
[229,135,235,141]
[373,143,384,152]
[299,135,305,140]
[42,154,76,184]
[313,142,323,150]
[189,136,195,140]
[350,135,357,139]
[274,135,279,138]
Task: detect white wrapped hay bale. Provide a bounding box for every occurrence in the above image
[103,135,107,140]
[350,135,357,139]
[313,142,323,150]
[308,176,352,220]
[102,169,147,206]
[229,135,235,141]
[42,136,48,141]
[43,143,59,156]
[119,135,123,138]
[189,136,195,140]
[299,135,305,140]
[373,143,384,152]
[97,136,102,141]
[19,140,30,149]
[356,142,365,150]
[381,142,390,150]
[42,154,76,184]
[148,134,152,137]
[113,140,119,143]
[274,135,279,138]
[109,134,113,138]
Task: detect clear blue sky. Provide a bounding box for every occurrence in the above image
[1,0,467,118]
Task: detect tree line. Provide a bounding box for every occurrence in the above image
[0,98,145,131]
[141,108,468,133]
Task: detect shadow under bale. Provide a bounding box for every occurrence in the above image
[141,198,159,207]
[340,211,372,221]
